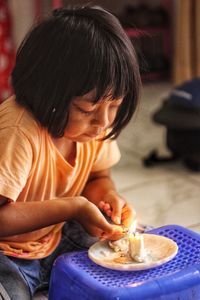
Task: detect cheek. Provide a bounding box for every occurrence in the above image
[65,115,89,133]
[109,110,118,124]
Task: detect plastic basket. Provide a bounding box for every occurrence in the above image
[49,225,200,300]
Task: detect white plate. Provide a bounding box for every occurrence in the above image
[88,234,178,271]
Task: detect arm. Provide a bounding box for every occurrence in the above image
[0,195,121,239]
[82,169,116,206]
[82,169,136,227]
[0,195,79,237]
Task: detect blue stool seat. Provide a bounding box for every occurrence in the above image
[49,225,200,300]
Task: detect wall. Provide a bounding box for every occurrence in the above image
[63,0,164,15]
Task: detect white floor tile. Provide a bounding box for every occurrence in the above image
[113,81,200,232]
[121,175,200,229]
[112,160,174,192]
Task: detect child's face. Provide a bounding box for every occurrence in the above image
[63,91,123,142]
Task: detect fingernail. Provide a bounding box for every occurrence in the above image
[114,217,121,224]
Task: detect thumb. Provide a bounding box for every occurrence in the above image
[95,212,122,237]
[95,212,115,234]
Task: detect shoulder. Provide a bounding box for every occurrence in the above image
[0,96,42,145]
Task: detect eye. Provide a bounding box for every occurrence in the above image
[79,108,94,116]
[74,104,95,116]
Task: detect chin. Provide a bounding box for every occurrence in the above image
[67,135,94,143]
[63,131,98,142]
[77,135,96,142]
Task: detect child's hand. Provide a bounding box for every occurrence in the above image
[74,197,123,240]
[98,191,136,228]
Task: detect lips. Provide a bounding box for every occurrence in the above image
[85,130,103,137]
[85,133,99,138]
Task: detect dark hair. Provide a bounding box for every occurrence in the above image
[12,5,141,139]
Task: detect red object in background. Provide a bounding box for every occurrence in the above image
[0,0,15,103]
[52,0,63,9]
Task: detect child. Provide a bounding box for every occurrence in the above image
[0,5,141,299]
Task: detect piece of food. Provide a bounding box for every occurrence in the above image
[108,236,129,252]
[109,233,147,263]
[129,232,146,263]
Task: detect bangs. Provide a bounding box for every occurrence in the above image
[73,27,135,103]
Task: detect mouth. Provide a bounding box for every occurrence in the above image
[85,133,99,138]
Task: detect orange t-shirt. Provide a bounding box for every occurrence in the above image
[0,97,121,259]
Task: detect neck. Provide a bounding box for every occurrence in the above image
[51,136,76,165]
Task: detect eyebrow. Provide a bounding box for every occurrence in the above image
[73,98,94,105]
[74,95,95,103]
[81,90,114,102]
[74,93,123,104]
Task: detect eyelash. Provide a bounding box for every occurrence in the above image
[76,104,120,116]
[77,107,94,116]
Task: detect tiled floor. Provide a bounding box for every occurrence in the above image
[112,81,200,233]
[34,81,200,299]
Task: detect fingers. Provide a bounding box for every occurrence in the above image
[99,194,136,230]
[98,201,105,209]
[98,201,112,217]
[99,201,110,210]
[89,208,115,234]
[121,205,136,227]
[94,210,123,239]
[80,200,125,240]
[111,199,124,225]
[100,224,124,240]
[99,195,125,225]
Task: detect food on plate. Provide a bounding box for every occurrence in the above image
[109,233,147,263]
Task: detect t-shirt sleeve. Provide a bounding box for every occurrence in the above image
[91,138,121,172]
[0,127,33,201]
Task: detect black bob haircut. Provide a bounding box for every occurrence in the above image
[12,5,141,139]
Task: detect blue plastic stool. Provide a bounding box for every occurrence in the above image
[49,225,200,300]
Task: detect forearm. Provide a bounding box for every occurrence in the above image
[0,197,82,238]
[82,171,117,206]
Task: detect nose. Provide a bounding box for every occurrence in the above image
[93,106,110,129]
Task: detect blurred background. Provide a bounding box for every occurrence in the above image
[0,0,200,232]
[1,1,200,298]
